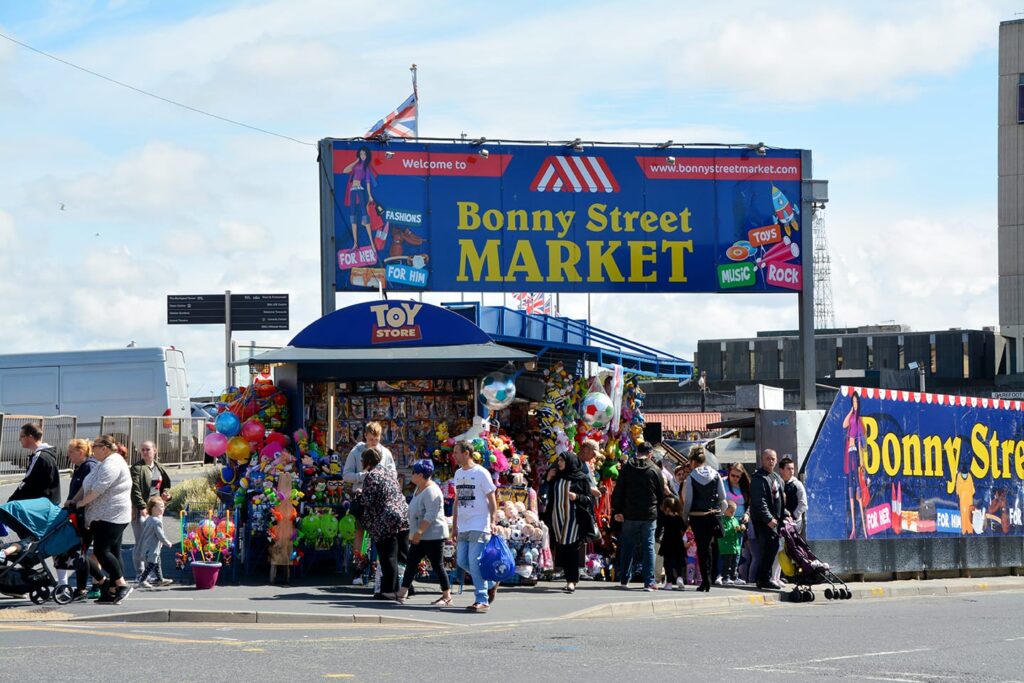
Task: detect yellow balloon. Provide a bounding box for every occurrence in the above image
[226,436,251,462]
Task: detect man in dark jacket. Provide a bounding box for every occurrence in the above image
[749,448,785,589]
[8,423,60,505]
[611,442,665,590]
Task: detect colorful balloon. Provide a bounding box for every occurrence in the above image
[215,411,241,437]
[580,391,615,429]
[204,432,228,458]
[226,436,251,463]
[479,372,516,410]
[241,419,265,442]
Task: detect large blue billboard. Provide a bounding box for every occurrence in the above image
[804,387,1024,541]
[322,139,805,294]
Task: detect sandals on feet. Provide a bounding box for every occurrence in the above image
[466,602,489,612]
[430,596,452,607]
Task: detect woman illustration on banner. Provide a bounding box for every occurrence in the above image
[841,392,869,539]
[342,146,377,251]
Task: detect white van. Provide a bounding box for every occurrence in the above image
[0,347,191,435]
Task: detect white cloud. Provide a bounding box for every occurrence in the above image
[668,1,1000,104]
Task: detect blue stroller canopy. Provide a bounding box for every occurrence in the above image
[0,498,80,558]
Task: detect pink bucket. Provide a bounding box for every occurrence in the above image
[192,561,222,590]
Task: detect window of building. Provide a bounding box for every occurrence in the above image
[1018,74,1024,124]
[777,340,784,379]
[866,337,874,369]
[929,334,937,375]
[835,337,844,370]
[720,341,727,380]
[898,335,905,370]
[748,341,756,380]
[962,333,970,379]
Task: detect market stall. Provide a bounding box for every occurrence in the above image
[209,298,694,587]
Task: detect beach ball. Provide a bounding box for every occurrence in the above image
[480,372,516,410]
[204,432,228,458]
[580,392,615,429]
[215,411,241,437]
[226,436,251,463]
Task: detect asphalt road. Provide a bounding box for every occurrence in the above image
[3,591,1023,682]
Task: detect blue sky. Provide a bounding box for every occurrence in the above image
[0,0,1013,395]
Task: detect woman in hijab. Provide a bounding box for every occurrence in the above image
[545,451,596,593]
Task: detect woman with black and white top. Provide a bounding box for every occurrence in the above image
[682,447,727,592]
[394,459,451,606]
[67,434,134,605]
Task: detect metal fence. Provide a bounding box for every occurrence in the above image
[0,414,78,474]
[0,414,208,477]
[99,416,209,468]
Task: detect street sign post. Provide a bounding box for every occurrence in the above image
[168,292,289,387]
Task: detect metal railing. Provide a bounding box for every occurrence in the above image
[0,414,79,474]
[99,416,210,468]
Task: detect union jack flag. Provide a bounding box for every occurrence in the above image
[364,92,418,139]
[512,292,554,315]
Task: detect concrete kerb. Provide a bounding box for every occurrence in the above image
[564,579,1024,620]
[69,609,453,626]
[21,579,1024,625]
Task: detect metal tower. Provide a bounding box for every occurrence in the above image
[812,203,835,330]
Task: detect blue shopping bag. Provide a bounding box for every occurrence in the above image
[479,534,516,582]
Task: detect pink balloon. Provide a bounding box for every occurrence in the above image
[241,419,265,443]
[204,432,228,458]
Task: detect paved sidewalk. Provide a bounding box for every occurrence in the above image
[2,575,1021,625]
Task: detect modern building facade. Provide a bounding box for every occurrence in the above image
[695,325,996,393]
[999,20,1024,374]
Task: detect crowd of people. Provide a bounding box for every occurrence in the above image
[2,419,810,610]
[3,423,174,605]
[346,422,811,610]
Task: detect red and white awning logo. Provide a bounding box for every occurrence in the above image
[530,156,619,193]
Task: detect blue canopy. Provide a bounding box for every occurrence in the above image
[0,499,79,558]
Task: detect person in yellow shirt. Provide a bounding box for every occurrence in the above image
[954,469,975,535]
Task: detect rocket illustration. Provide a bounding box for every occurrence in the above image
[771,185,800,237]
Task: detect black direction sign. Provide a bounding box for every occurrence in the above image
[167,294,289,331]
[229,294,289,331]
[167,295,226,325]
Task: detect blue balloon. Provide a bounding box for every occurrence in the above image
[215,411,241,437]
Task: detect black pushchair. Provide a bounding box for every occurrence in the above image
[0,498,82,605]
[778,518,851,602]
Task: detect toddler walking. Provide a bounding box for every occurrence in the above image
[717,500,744,584]
[136,497,174,588]
[657,497,687,590]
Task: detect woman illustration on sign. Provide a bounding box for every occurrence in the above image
[342,146,377,250]
[841,392,869,539]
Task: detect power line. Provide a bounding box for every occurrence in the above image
[0,30,314,147]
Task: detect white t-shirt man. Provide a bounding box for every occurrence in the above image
[453,463,496,533]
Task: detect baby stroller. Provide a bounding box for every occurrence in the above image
[0,499,82,605]
[777,518,851,602]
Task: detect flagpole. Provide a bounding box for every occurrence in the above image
[410,63,423,303]
[410,64,418,141]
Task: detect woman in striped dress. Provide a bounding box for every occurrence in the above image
[546,452,595,593]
